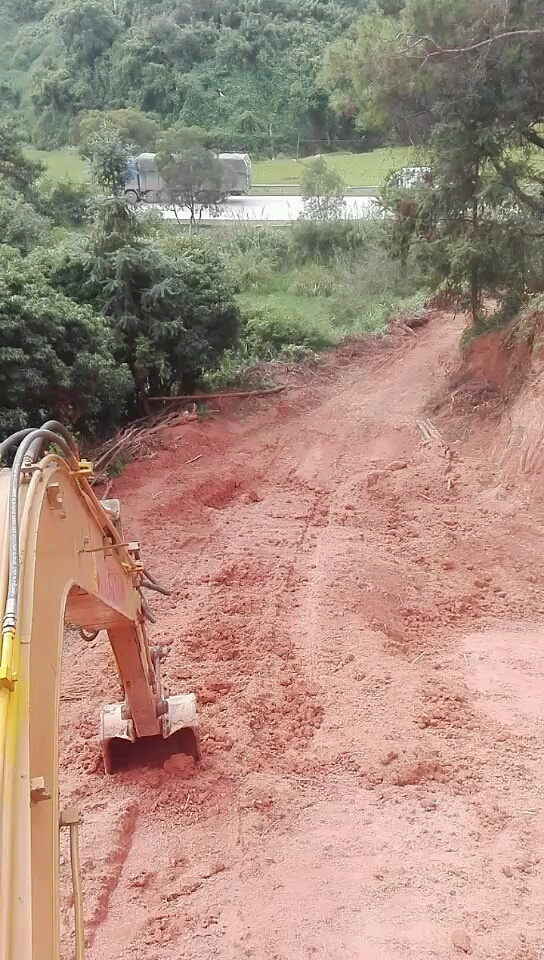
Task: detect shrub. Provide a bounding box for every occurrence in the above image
[225,253,275,291]
[39,202,241,412]
[37,177,91,226]
[0,246,130,435]
[289,220,370,263]
[289,263,337,297]
[0,193,50,254]
[241,303,333,357]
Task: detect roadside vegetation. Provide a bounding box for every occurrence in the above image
[25,147,416,191]
[2,0,544,443]
[204,219,427,387]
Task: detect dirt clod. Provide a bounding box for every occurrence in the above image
[451,929,472,954]
[163,754,196,778]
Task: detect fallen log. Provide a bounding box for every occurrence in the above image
[148,385,286,403]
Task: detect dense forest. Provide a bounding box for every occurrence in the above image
[0,0,366,152]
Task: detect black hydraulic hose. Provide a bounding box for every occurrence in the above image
[137,587,157,624]
[23,420,78,466]
[0,429,35,466]
[142,568,171,596]
[3,429,78,634]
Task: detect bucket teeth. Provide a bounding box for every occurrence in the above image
[99,694,200,774]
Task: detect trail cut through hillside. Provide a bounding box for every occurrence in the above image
[60,309,544,960]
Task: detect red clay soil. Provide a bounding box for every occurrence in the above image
[59,310,544,960]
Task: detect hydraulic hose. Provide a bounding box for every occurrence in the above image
[0,430,35,466]
[0,463,42,960]
[142,569,171,596]
[22,420,78,467]
[2,429,78,636]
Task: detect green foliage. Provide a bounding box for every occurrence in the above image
[4,0,364,152]
[325,0,544,322]
[76,109,162,153]
[301,156,346,220]
[37,176,90,225]
[38,198,240,413]
[84,126,135,194]
[157,142,224,222]
[156,125,209,153]
[288,263,337,297]
[0,246,130,435]
[0,119,45,200]
[242,303,333,356]
[289,219,369,263]
[0,194,50,254]
[204,219,427,387]
[0,119,52,253]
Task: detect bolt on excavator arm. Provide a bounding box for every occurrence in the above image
[0,423,199,960]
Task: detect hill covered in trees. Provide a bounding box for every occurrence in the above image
[0,0,366,152]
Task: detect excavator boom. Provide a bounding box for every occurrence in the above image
[0,423,199,960]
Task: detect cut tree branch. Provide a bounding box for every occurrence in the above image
[398,29,544,62]
[523,128,544,150]
[148,386,286,403]
[492,159,544,214]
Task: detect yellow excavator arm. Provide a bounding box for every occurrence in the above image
[0,422,199,960]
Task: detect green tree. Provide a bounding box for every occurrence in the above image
[39,198,240,412]
[84,126,134,195]
[6,0,364,151]
[301,156,346,221]
[331,0,544,321]
[0,246,130,435]
[76,108,162,153]
[0,194,50,255]
[36,177,91,227]
[55,0,120,73]
[157,142,224,226]
[0,120,45,200]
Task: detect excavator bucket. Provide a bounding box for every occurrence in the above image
[100,693,200,775]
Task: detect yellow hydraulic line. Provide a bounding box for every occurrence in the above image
[0,644,20,960]
[0,466,41,959]
[0,493,10,652]
[0,467,41,768]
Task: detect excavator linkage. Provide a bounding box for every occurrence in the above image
[0,422,200,960]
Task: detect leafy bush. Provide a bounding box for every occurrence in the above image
[0,246,130,435]
[289,220,370,263]
[225,253,275,291]
[289,263,337,297]
[36,177,91,226]
[38,201,240,412]
[0,193,50,254]
[301,156,346,221]
[76,109,161,153]
[0,119,45,200]
[241,303,334,357]
[221,225,290,270]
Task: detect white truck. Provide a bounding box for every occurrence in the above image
[124,151,252,202]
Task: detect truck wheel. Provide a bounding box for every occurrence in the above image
[124,189,140,204]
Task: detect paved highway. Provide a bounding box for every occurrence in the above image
[160,194,379,223]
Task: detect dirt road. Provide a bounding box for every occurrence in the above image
[60,310,544,960]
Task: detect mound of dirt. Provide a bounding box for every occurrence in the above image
[429,307,544,498]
